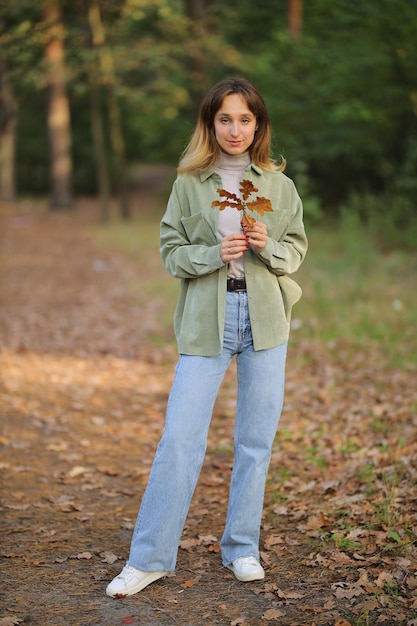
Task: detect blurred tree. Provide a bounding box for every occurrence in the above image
[43,1,73,209]
[88,0,129,220]
[184,0,208,19]
[0,59,17,201]
[2,0,415,239]
[288,0,303,39]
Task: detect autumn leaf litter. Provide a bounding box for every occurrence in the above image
[0,200,416,625]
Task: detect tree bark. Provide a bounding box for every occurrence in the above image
[44,1,73,209]
[88,0,129,220]
[288,0,303,39]
[88,3,110,222]
[184,0,208,20]
[183,0,210,119]
[89,80,110,222]
[0,61,17,202]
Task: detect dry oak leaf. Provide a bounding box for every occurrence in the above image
[211,189,241,212]
[264,534,284,550]
[179,538,200,552]
[276,588,304,600]
[240,179,258,200]
[212,180,273,230]
[100,551,118,564]
[0,618,24,626]
[246,197,273,216]
[74,551,93,560]
[262,609,285,621]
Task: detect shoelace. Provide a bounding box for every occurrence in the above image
[237,557,259,566]
[118,565,137,581]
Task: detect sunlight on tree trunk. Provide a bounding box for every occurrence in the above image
[88,4,110,222]
[44,2,73,210]
[88,0,129,220]
[288,0,303,39]
[0,61,17,202]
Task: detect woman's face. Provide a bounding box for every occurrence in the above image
[213,93,257,156]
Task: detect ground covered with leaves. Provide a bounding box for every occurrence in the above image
[1,199,416,626]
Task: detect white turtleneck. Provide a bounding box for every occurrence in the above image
[215,151,250,279]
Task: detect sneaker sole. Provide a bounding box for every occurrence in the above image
[226,564,265,582]
[106,571,168,598]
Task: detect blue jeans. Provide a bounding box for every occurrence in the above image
[128,291,287,571]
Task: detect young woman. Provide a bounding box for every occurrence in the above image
[106,77,307,597]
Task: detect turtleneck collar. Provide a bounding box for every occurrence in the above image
[216,151,251,172]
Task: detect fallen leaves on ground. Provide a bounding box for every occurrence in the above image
[0,200,416,626]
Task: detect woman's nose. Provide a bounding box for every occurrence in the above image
[230,123,239,136]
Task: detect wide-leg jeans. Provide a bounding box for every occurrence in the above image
[128,291,287,572]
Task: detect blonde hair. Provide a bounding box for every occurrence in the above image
[178,77,285,175]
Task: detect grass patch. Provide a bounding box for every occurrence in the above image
[292,220,417,369]
[90,206,178,343]
[89,197,417,369]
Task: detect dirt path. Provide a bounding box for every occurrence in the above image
[1,200,416,626]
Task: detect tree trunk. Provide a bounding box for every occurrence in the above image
[88,3,110,222]
[88,0,129,220]
[183,0,211,119]
[184,0,208,20]
[0,61,17,202]
[288,0,303,39]
[89,80,110,222]
[44,2,73,209]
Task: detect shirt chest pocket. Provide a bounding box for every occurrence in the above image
[265,209,292,240]
[181,212,218,246]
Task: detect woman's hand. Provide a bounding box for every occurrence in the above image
[221,233,249,263]
[244,221,268,251]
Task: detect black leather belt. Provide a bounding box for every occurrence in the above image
[227,278,247,292]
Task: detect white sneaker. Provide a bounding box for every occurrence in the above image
[106,564,169,598]
[226,556,265,582]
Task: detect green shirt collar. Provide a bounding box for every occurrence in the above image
[199,162,263,182]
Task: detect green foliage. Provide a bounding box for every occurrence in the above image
[1,0,417,247]
[340,191,417,251]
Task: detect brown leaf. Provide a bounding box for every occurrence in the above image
[241,212,256,229]
[211,189,242,211]
[212,181,273,226]
[240,179,258,200]
[74,552,93,560]
[208,543,220,553]
[264,534,284,550]
[179,538,200,552]
[246,196,274,216]
[0,617,24,626]
[100,551,118,564]
[262,608,285,621]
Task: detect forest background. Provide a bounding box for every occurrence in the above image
[1,0,417,247]
[1,2,417,624]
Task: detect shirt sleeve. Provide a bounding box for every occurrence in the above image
[160,179,225,279]
[256,182,308,275]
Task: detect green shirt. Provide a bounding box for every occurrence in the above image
[160,162,308,356]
